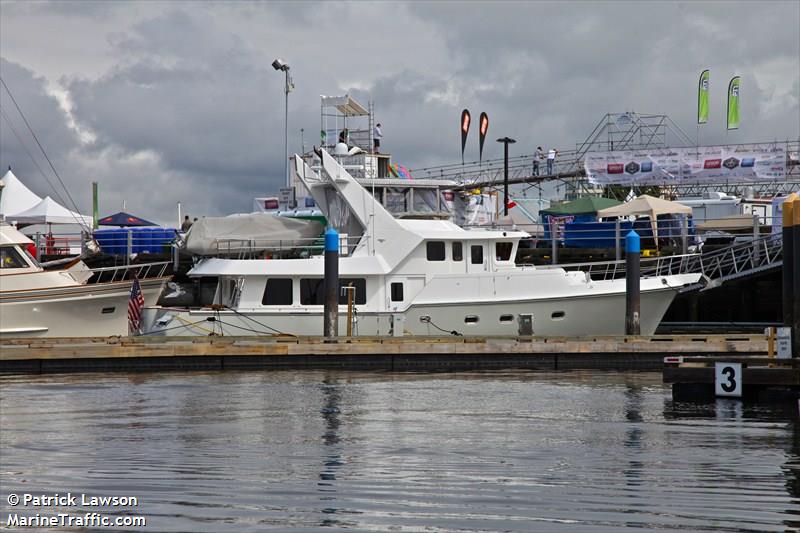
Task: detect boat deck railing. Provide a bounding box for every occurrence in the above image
[88,261,171,284]
[208,235,362,259]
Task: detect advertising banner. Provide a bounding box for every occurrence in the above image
[460,109,471,164]
[585,144,786,185]
[478,112,489,163]
[698,70,709,124]
[727,76,741,130]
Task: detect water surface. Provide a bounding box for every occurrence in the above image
[1,370,799,532]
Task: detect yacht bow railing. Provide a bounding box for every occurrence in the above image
[88,261,171,284]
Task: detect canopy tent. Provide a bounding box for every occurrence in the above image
[540,196,621,216]
[596,194,692,245]
[9,196,92,227]
[98,212,157,227]
[596,194,692,218]
[184,213,324,256]
[0,169,43,217]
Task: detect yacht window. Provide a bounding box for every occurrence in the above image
[0,247,29,269]
[452,242,463,262]
[426,241,446,261]
[464,315,479,324]
[390,282,404,302]
[470,245,484,264]
[496,242,513,261]
[262,279,293,305]
[499,314,514,323]
[300,278,366,305]
[551,311,566,320]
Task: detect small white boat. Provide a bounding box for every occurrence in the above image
[142,150,701,337]
[0,223,168,337]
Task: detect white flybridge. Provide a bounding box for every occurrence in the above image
[0,223,168,338]
[142,149,702,337]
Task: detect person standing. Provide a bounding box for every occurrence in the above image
[181,215,192,232]
[547,148,557,175]
[533,146,544,176]
[373,123,383,153]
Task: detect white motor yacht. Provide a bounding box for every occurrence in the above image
[0,223,168,337]
[142,149,702,337]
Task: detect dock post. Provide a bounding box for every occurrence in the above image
[126,230,132,265]
[793,197,800,356]
[551,226,558,265]
[782,194,796,355]
[324,228,339,339]
[752,213,760,264]
[680,216,688,256]
[625,230,641,335]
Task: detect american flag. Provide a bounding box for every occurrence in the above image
[128,275,145,335]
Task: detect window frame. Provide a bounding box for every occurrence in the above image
[390,282,404,302]
[0,247,30,269]
[262,278,294,306]
[300,278,367,305]
[426,241,446,261]
[495,242,513,261]
[470,244,484,265]
[452,242,463,262]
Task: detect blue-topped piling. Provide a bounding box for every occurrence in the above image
[625,230,641,335]
[324,228,339,338]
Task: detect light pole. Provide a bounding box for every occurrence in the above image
[272,59,293,189]
[496,137,516,215]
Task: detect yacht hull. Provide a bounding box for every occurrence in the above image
[142,282,687,338]
[0,279,166,338]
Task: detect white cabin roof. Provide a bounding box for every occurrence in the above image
[0,223,33,246]
[396,218,528,240]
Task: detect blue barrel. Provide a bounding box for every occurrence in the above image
[93,229,114,254]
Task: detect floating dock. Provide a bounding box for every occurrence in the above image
[1,334,766,374]
[664,355,800,402]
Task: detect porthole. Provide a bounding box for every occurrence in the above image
[464,315,479,324]
[101,307,116,314]
[499,314,514,323]
[551,311,566,320]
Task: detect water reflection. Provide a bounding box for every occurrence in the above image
[1,370,799,532]
[318,375,344,527]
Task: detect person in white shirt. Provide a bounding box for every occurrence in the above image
[547,148,557,175]
[533,146,544,176]
[373,123,383,153]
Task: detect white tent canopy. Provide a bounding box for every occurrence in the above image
[0,169,43,217]
[9,196,92,227]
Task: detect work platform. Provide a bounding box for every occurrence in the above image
[1,334,766,374]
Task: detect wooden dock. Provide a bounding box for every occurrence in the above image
[1,334,767,374]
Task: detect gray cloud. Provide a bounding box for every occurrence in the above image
[1,0,797,223]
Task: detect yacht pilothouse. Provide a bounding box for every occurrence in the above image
[142,149,702,337]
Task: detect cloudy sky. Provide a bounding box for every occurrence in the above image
[1,0,798,224]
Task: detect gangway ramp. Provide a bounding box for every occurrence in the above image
[540,232,783,292]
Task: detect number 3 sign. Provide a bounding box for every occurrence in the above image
[715,362,742,397]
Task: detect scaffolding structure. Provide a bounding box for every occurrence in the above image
[565,112,696,197]
[320,94,374,153]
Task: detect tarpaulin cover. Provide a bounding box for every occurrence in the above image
[184,213,324,255]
